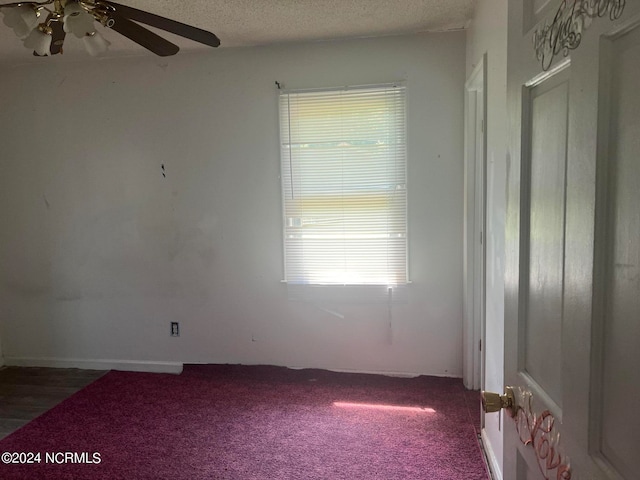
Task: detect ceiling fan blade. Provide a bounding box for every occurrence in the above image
[99,1,220,48]
[106,12,179,56]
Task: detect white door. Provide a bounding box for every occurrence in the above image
[487,1,640,479]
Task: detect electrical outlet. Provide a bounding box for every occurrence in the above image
[170,322,180,337]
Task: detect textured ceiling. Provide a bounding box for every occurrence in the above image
[0,0,475,64]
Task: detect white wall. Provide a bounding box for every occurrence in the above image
[466,0,508,478]
[0,32,466,376]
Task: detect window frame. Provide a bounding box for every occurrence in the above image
[278,82,409,286]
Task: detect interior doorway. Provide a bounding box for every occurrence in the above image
[463,53,487,394]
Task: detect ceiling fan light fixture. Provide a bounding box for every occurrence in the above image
[23,23,52,56]
[2,4,39,39]
[62,1,94,38]
[83,30,109,56]
[1,0,220,57]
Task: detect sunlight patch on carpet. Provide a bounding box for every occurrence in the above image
[333,401,436,413]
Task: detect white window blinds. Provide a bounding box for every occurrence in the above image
[279,84,408,285]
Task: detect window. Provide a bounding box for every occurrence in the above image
[279,84,408,285]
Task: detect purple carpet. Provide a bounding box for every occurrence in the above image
[0,365,488,479]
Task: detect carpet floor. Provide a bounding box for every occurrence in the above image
[0,364,489,480]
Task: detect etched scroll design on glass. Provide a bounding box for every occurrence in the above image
[512,388,572,480]
[533,0,626,71]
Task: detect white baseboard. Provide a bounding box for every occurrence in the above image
[481,428,503,480]
[289,366,418,378]
[289,365,462,379]
[4,357,183,374]
[3,358,460,379]
[186,361,459,379]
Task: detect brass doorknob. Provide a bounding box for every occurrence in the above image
[481,386,516,416]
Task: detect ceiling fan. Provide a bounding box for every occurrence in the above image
[0,0,220,57]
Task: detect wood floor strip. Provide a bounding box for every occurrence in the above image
[0,367,106,440]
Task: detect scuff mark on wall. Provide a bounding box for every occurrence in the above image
[55,292,83,302]
[4,280,51,297]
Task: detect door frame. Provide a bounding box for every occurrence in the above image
[463,54,487,392]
